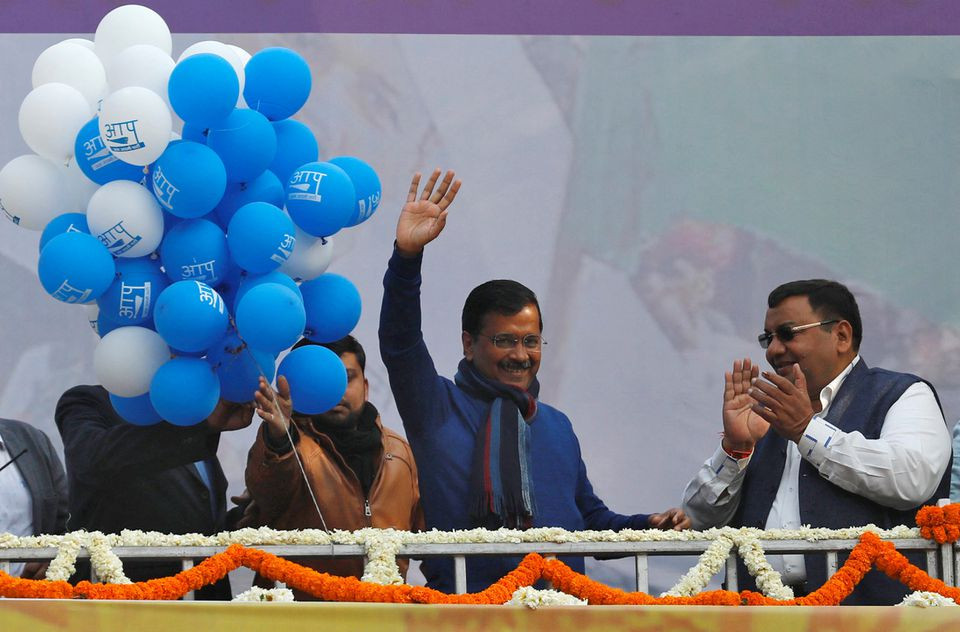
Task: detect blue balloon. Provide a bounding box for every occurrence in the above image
[285,161,355,238]
[243,47,311,121]
[151,140,227,219]
[97,257,169,325]
[226,202,296,274]
[234,270,302,312]
[213,170,284,229]
[235,282,305,354]
[299,273,362,343]
[38,232,116,304]
[329,156,382,227]
[74,117,144,185]
[207,331,276,403]
[270,119,318,185]
[181,121,208,144]
[153,280,229,353]
[149,357,220,426]
[40,212,89,253]
[277,345,346,414]
[214,265,246,311]
[159,218,232,286]
[96,309,124,338]
[110,392,163,426]
[168,53,239,127]
[207,108,277,183]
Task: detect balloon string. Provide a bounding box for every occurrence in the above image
[235,326,330,533]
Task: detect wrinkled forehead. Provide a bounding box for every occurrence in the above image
[479,304,542,334]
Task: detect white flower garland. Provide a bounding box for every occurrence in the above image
[233,586,295,602]
[0,523,923,598]
[507,586,587,608]
[898,591,958,607]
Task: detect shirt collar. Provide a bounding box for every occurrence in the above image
[819,354,860,414]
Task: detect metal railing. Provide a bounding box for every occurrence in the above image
[0,536,953,597]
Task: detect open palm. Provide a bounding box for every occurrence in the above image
[396,169,461,254]
[722,358,769,450]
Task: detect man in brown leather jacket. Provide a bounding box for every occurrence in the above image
[245,335,423,597]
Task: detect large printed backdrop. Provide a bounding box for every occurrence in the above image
[1,32,958,590]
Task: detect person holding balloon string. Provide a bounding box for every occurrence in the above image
[378,169,691,594]
[54,384,254,600]
[244,335,424,600]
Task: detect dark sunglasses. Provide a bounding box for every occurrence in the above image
[757,320,838,349]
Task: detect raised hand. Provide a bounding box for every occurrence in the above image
[254,375,294,442]
[722,358,769,452]
[747,363,815,443]
[395,169,462,256]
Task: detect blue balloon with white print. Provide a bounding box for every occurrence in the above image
[151,140,227,219]
[38,232,116,304]
[110,392,163,426]
[235,282,305,355]
[159,218,232,285]
[74,117,144,186]
[285,161,355,238]
[277,344,346,415]
[96,257,169,326]
[329,156,381,227]
[153,280,229,353]
[39,212,89,253]
[213,170,284,229]
[207,108,277,183]
[149,357,221,426]
[226,201,295,274]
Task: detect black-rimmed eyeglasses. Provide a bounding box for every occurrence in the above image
[757,320,838,349]
[479,333,546,350]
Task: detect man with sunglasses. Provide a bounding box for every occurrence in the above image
[380,169,690,594]
[682,279,951,604]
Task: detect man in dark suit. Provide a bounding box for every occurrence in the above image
[55,385,253,599]
[0,418,68,578]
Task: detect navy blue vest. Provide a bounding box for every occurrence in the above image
[731,359,950,605]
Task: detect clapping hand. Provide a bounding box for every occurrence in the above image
[722,358,769,453]
[395,169,461,256]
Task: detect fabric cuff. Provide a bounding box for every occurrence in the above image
[263,423,298,455]
[389,244,423,280]
[797,415,840,467]
[711,443,751,475]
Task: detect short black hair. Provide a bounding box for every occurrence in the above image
[461,280,542,336]
[293,334,366,372]
[767,279,862,350]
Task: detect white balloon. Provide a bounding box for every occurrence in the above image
[0,155,72,230]
[178,40,245,102]
[63,157,100,209]
[94,326,171,397]
[98,86,172,166]
[280,227,334,282]
[95,5,172,62]
[107,44,175,103]
[87,180,164,257]
[85,303,101,334]
[32,42,107,108]
[227,44,251,66]
[18,83,92,164]
[63,38,96,52]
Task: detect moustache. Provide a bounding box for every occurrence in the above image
[499,359,533,371]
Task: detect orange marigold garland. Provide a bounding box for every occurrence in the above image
[916,504,960,544]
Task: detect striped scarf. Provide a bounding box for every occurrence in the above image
[455,359,539,529]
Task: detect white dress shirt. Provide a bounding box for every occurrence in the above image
[682,356,951,584]
[0,432,33,577]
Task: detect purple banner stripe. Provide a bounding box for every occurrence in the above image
[2,0,960,35]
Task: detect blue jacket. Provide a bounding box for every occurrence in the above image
[379,249,649,593]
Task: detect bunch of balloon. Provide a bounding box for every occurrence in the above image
[0,4,383,427]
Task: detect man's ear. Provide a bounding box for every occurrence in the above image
[362,377,369,402]
[462,330,474,360]
[835,320,854,354]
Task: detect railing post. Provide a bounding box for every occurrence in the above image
[181,559,195,600]
[826,551,838,577]
[454,556,467,594]
[725,551,738,592]
[634,554,649,593]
